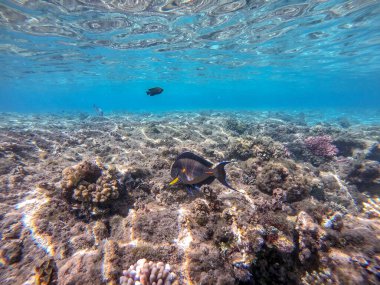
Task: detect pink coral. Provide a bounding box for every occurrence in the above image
[304,135,338,157]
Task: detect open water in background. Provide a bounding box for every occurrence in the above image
[0,0,379,113]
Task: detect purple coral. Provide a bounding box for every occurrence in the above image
[304,135,338,157]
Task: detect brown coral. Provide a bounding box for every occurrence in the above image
[61,161,121,204]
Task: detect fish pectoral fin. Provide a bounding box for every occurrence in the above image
[169,177,180,185]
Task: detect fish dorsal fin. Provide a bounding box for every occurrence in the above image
[176,152,213,167]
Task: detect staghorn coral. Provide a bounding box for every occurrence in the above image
[120,259,178,285]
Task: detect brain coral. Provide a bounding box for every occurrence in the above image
[120,259,178,285]
[61,160,121,205]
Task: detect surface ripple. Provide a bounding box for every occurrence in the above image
[0,0,380,82]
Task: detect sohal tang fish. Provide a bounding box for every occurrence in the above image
[169,152,236,190]
[146,87,164,96]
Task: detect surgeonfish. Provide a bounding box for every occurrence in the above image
[146,87,164,96]
[169,151,237,191]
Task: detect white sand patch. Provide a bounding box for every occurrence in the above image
[16,188,55,256]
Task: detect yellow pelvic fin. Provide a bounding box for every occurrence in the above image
[169,177,179,185]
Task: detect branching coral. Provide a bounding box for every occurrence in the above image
[120,259,178,285]
[304,135,338,158]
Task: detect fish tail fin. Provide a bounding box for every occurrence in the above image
[213,161,237,191]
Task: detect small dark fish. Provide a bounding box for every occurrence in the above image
[170,151,237,191]
[146,87,164,96]
[93,104,103,116]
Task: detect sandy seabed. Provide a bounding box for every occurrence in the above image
[0,110,379,285]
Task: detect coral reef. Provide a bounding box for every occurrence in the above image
[0,111,379,285]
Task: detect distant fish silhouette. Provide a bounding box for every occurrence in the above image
[146,87,164,96]
[169,151,237,191]
[93,104,103,116]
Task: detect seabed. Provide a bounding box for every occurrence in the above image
[0,110,379,285]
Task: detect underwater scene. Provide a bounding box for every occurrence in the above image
[1,1,380,285]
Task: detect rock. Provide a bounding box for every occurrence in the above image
[256,160,313,202]
[58,250,103,285]
[366,143,380,161]
[0,240,22,265]
[347,160,380,194]
[296,211,327,264]
[35,258,57,285]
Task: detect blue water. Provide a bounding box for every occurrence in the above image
[1,0,380,113]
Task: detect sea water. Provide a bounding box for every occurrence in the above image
[1,0,379,113]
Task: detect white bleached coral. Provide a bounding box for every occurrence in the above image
[120,259,178,285]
